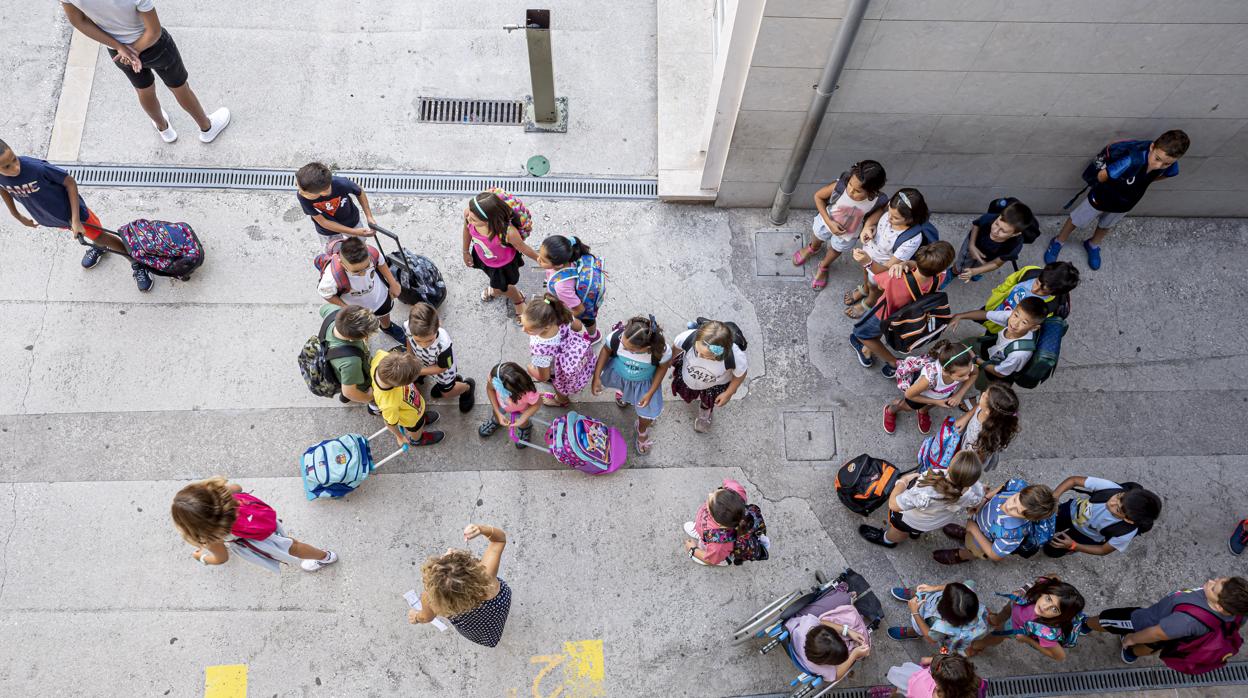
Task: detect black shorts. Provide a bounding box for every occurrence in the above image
[373,294,395,318]
[471,250,523,292]
[430,375,465,398]
[903,397,928,410]
[1043,501,1102,557]
[109,29,189,90]
[1096,607,1178,652]
[888,509,923,539]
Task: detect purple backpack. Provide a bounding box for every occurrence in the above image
[1161,604,1244,675]
[118,219,205,279]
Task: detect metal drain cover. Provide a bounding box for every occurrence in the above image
[754,230,806,278]
[417,97,524,125]
[782,410,836,461]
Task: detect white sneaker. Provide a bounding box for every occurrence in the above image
[300,550,337,572]
[199,107,231,143]
[683,521,698,538]
[153,108,177,143]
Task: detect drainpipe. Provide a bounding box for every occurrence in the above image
[768,0,871,225]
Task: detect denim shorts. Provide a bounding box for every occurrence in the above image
[851,312,883,341]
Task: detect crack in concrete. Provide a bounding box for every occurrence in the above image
[17,273,55,413]
[0,483,18,604]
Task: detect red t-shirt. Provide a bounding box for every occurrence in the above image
[873,271,939,319]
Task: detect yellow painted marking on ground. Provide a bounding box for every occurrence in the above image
[204,664,247,698]
[530,654,566,698]
[560,640,605,697]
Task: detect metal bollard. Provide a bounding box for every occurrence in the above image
[505,9,568,132]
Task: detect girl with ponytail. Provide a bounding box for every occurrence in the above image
[860,451,986,549]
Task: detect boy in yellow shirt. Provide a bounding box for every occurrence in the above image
[371,350,443,447]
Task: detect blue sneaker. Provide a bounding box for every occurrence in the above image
[381,322,407,345]
[1230,519,1248,556]
[890,587,915,602]
[1083,240,1102,270]
[888,626,920,640]
[849,336,874,368]
[1120,645,1138,664]
[81,246,104,269]
[1043,237,1063,264]
[882,363,896,378]
[131,264,153,292]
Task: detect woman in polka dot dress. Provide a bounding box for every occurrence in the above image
[409,523,512,648]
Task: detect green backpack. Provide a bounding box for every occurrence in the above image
[1013,316,1067,389]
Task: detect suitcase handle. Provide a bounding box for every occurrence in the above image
[506,412,551,452]
[368,223,416,279]
[74,224,135,262]
[366,425,410,470]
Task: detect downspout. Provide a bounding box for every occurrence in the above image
[768,0,871,224]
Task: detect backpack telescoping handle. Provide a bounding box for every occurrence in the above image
[366,425,411,470]
[507,413,551,453]
[74,224,136,262]
[368,223,415,277]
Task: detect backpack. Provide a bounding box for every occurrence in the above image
[982,266,1070,333]
[230,492,278,540]
[313,239,382,297]
[117,219,206,279]
[1077,482,1144,540]
[702,504,770,564]
[547,253,606,317]
[917,416,965,473]
[385,248,446,307]
[298,311,368,398]
[835,454,910,516]
[680,318,747,370]
[985,196,1041,244]
[877,273,951,355]
[987,479,1056,555]
[891,220,940,253]
[301,433,373,499]
[608,323,659,366]
[1012,316,1067,390]
[489,188,533,241]
[1160,604,1245,675]
[894,355,938,391]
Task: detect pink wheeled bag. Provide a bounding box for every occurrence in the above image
[509,410,627,475]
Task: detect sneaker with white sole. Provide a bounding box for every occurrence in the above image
[300,550,337,572]
[154,108,177,143]
[199,107,231,143]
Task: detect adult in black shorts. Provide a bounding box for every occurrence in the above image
[61,1,231,144]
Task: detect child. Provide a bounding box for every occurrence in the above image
[170,476,337,573]
[670,319,749,433]
[411,523,511,648]
[370,349,443,447]
[920,384,1020,473]
[885,341,977,436]
[849,242,955,377]
[793,160,889,291]
[952,296,1046,387]
[0,138,152,291]
[317,236,407,345]
[522,295,595,406]
[783,580,872,685]
[884,654,985,698]
[296,162,376,249]
[954,201,1034,282]
[934,479,1057,566]
[405,302,476,413]
[539,234,606,341]
[681,478,769,566]
[316,304,379,413]
[590,315,671,454]
[1231,518,1248,556]
[1046,130,1189,270]
[1088,577,1248,666]
[859,452,985,549]
[479,362,542,449]
[463,190,539,320]
[886,581,990,657]
[974,577,1086,662]
[1044,476,1161,558]
[978,262,1080,334]
[845,188,938,319]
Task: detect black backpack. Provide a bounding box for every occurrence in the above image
[876,273,951,355]
[986,196,1041,244]
[835,454,911,516]
[681,317,747,370]
[386,249,446,308]
[1077,482,1144,539]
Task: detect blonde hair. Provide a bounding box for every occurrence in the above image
[170,476,238,546]
[421,550,494,616]
[376,350,421,387]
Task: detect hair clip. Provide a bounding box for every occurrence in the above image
[706,343,725,357]
[567,235,578,245]
[471,197,487,219]
[543,298,552,305]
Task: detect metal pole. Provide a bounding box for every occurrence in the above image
[526,10,557,123]
[768,0,871,225]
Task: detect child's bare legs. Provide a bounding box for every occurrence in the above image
[502,285,525,318]
[439,381,470,399]
[860,337,897,368]
[885,398,913,418]
[1088,225,1112,246]
[883,518,910,545]
[795,238,824,263]
[168,82,212,131]
[1053,217,1078,244]
[813,248,842,283]
[288,539,328,560]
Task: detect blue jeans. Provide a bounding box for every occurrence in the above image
[851,313,883,341]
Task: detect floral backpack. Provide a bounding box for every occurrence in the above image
[996,577,1087,648]
[488,188,533,240]
[701,504,770,564]
[895,355,939,391]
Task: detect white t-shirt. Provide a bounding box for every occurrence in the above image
[862,215,921,265]
[1069,477,1139,552]
[919,364,962,401]
[65,0,154,45]
[815,190,876,240]
[984,310,1035,377]
[318,263,388,312]
[673,329,748,390]
[896,480,987,532]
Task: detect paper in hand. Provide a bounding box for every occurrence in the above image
[404,589,449,631]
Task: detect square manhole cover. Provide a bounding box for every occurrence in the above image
[783,410,836,461]
[754,230,806,278]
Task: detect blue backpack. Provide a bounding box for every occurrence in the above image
[547,253,606,317]
[301,434,373,499]
[891,220,939,252]
[988,479,1057,555]
[1081,139,1151,187]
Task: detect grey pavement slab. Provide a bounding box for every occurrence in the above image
[73,1,657,176]
[0,2,69,156]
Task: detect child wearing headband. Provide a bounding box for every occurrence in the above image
[670,319,748,433]
[846,187,937,319]
[479,362,541,449]
[591,315,672,454]
[462,190,539,323]
[885,340,978,436]
[521,294,596,406]
[539,234,606,343]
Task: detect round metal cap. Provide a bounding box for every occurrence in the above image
[526,155,550,177]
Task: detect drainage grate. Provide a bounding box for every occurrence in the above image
[417,97,525,125]
[59,164,657,200]
[782,661,1248,698]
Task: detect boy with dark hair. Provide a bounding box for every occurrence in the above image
[317,237,406,345]
[1089,577,1248,666]
[1047,129,1190,270]
[0,138,153,291]
[849,241,956,377]
[951,295,1046,385]
[979,262,1079,334]
[296,162,377,249]
[1044,476,1162,558]
[318,304,380,414]
[954,201,1034,282]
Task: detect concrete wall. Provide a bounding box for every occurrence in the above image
[715,0,1248,215]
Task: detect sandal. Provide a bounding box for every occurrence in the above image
[811,271,828,291]
[541,392,570,407]
[843,284,867,306]
[845,298,872,319]
[635,420,653,455]
[614,391,627,408]
[792,245,815,266]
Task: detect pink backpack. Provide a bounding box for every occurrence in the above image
[230,492,278,540]
[1160,604,1244,675]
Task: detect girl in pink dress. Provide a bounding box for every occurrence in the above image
[461,190,539,322]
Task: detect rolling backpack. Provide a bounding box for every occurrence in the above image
[117,219,205,279]
[1012,316,1067,389]
[702,504,770,564]
[298,311,368,398]
[313,239,382,297]
[681,318,748,370]
[1160,605,1245,675]
[386,249,446,307]
[877,272,951,355]
[301,433,373,499]
[985,196,1041,244]
[835,454,910,516]
[547,253,606,317]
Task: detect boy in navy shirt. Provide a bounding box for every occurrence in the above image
[296,162,377,249]
[954,200,1034,282]
[1046,130,1188,270]
[0,138,152,291]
